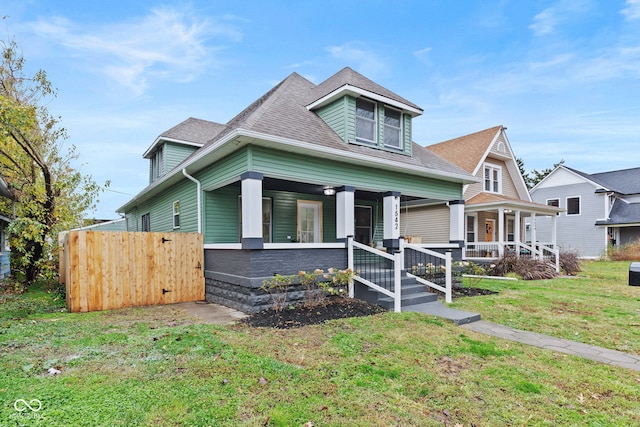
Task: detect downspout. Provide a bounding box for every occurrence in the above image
[182,168,202,234]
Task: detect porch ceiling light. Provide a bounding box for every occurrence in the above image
[323,187,336,196]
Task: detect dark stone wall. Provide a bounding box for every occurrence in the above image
[204,248,348,313]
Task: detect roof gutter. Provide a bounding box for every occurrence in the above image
[182,168,202,233]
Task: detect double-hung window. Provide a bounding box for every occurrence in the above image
[483,164,502,193]
[383,107,402,149]
[151,147,163,182]
[466,215,476,243]
[356,98,376,144]
[141,213,150,232]
[566,197,580,215]
[173,201,180,229]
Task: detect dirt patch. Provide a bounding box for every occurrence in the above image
[451,287,498,297]
[240,297,387,329]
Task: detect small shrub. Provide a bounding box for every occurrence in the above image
[260,274,295,312]
[320,268,353,297]
[559,250,581,275]
[298,269,326,307]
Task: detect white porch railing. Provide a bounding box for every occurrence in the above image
[404,244,453,303]
[463,241,559,273]
[347,238,453,311]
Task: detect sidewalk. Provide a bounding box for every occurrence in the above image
[461,320,640,372]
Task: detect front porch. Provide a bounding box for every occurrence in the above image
[202,169,467,313]
[463,196,562,271]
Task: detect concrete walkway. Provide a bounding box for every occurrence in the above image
[173,301,247,325]
[462,320,640,372]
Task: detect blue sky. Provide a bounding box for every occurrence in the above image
[4,0,640,218]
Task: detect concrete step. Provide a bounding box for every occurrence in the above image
[403,301,481,325]
[378,291,438,310]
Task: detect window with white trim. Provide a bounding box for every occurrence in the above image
[566,197,580,215]
[141,213,150,232]
[150,146,163,182]
[547,198,560,215]
[483,164,502,193]
[173,201,180,229]
[383,106,402,149]
[466,215,476,243]
[355,98,376,144]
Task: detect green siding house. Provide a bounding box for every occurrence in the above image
[118,67,476,312]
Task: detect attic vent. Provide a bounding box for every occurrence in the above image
[497,142,506,153]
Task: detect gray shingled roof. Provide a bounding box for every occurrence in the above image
[566,166,640,195]
[160,117,225,145]
[595,199,640,225]
[306,67,423,112]
[192,70,466,176]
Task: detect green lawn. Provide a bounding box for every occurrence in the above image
[1,261,639,426]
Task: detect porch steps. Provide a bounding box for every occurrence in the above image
[356,268,481,325]
[404,301,481,325]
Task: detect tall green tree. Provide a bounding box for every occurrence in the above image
[0,38,104,285]
[517,157,565,190]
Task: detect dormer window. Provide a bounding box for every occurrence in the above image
[150,146,164,182]
[484,163,502,193]
[356,98,376,144]
[383,107,402,149]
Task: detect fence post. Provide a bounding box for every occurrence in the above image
[445,250,452,304]
[394,250,402,313]
[347,236,354,298]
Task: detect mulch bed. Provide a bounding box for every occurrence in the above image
[240,297,387,329]
[241,287,497,329]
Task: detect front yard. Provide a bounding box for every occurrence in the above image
[1,261,639,426]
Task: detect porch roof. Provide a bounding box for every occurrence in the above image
[465,192,564,216]
[595,199,640,226]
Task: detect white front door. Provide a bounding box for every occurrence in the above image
[297,201,322,243]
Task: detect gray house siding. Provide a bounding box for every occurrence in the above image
[531,182,606,258]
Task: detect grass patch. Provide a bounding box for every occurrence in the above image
[451,260,640,353]
[1,262,639,425]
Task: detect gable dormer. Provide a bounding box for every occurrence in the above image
[307,67,422,157]
[143,118,225,184]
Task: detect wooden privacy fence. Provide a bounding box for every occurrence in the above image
[59,231,205,313]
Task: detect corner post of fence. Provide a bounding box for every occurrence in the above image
[347,236,355,298]
[393,249,402,313]
[445,250,452,304]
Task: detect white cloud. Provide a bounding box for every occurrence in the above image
[28,5,242,96]
[621,0,640,20]
[326,42,388,78]
[529,0,593,36]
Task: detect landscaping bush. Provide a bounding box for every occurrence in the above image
[607,239,640,261]
[559,250,581,275]
[490,253,558,280]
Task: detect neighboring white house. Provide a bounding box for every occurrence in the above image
[530,165,640,258]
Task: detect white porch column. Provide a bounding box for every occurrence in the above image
[383,191,401,251]
[551,212,557,249]
[448,200,465,245]
[514,210,521,250]
[498,207,505,257]
[336,186,355,242]
[241,172,264,249]
[530,212,537,259]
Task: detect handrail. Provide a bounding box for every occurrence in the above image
[405,243,452,303]
[348,238,402,312]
